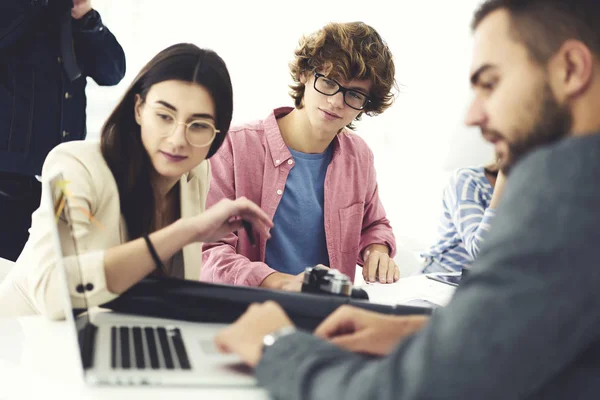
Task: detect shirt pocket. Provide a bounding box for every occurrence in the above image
[338,202,364,254]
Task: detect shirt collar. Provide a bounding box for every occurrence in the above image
[264,107,346,166]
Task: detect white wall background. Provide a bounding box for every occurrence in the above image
[85,0,494,254]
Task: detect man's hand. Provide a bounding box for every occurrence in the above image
[71,0,92,20]
[215,301,295,367]
[261,265,330,292]
[363,244,400,283]
[314,305,429,356]
[260,271,302,291]
[279,272,305,292]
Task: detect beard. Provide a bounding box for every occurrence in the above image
[497,83,573,175]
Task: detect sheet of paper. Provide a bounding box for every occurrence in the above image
[357,275,456,307]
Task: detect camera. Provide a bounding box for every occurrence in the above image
[301,265,369,300]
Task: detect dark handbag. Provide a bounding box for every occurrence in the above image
[101,276,432,331]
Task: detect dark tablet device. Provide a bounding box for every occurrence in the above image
[426,272,462,287]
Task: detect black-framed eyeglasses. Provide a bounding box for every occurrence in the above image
[313,72,371,111]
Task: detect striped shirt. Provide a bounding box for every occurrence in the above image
[422,167,496,272]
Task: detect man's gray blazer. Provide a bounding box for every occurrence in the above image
[256,133,600,400]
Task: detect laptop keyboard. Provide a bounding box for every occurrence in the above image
[110,326,191,370]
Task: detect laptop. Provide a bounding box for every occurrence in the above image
[45,172,256,386]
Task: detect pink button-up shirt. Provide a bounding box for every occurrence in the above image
[201,107,396,286]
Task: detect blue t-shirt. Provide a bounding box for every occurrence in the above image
[265,146,332,275]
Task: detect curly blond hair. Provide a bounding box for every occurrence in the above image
[289,21,396,127]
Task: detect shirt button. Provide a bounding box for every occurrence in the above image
[75,284,85,293]
[85,283,94,291]
[57,56,62,64]
[276,189,282,195]
[64,92,72,99]
[62,130,69,138]
[288,159,293,165]
[275,159,280,165]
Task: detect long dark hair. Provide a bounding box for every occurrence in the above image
[100,43,233,240]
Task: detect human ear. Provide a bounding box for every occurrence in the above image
[549,40,593,100]
[134,94,144,126]
[299,71,309,85]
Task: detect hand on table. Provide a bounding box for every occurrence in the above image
[215,301,294,367]
[315,305,429,356]
[363,246,400,284]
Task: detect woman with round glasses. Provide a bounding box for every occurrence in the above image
[0,43,273,318]
[201,22,400,291]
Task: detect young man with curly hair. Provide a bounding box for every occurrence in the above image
[201,22,400,290]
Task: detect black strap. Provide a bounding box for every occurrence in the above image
[143,234,166,274]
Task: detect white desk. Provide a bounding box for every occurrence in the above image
[0,316,269,400]
[0,276,455,399]
[356,274,456,307]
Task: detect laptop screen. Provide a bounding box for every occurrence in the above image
[47,173,95,370]
[46,174,206,378]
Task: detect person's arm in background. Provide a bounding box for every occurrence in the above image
[449,169,497,259]
[71,0,125,86]
[201,138,299,289]
[217,141,600,399]
[0,0,71,50]
[357,149,398,283]
[489,170,506,209]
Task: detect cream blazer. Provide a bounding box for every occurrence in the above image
[0,141,210,319]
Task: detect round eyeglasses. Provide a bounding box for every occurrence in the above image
[313,72,371,111]
[146,106,219,148]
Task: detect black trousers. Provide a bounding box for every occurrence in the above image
[0,172,42,261]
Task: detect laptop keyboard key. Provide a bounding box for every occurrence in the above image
[132,327,145,369]
[170,328,191,370]
[111,326,117,369]
[119,327,131,369]
[144,327,160,369]
[157,327,174,369]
